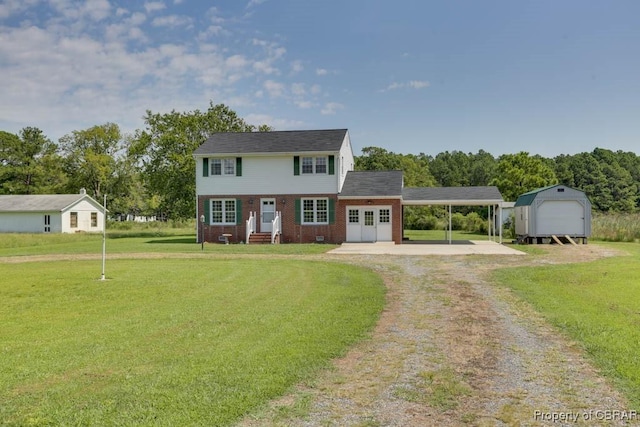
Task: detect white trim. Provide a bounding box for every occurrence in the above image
[301,197,329,225]
[210,199,237,225]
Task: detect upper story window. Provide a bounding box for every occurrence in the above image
[301,156,327,174]
[211,158,235,176]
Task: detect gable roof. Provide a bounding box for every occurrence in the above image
[0,194,102,212]
[514,184,588,207]
[194,129,349,155]
[339,170,404,199]
[403,186,503,205]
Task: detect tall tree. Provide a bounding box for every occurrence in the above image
[128,102,267,220]
[59,123,123,200]
[0,128,64,194]
[490,151,558,201]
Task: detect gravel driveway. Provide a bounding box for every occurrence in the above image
[241,245,637,426]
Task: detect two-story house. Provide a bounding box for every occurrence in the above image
[193,129,404,244]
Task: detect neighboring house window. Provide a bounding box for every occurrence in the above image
[70,212,78,228]
[44,215,51,233]
[211,158,235,176]
[348,209,359,224]
[91,212,98,227]
[210,199,236,224]
[302,198,328,224]
[301,156,327,174]
[379,209,390,224]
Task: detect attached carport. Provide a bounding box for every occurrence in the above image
[402,186,505,244]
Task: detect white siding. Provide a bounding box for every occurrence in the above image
[197,155,341,195]
[0,212,62,233]
[337,132,355,192]
[61,199,105,233]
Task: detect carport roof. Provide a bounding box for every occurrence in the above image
[402,186,503,205]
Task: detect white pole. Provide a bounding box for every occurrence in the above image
[448,204,452,245]
[101,194,106,281]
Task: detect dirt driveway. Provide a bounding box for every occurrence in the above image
[241,244,637,426]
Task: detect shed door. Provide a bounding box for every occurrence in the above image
[536,200,585,235]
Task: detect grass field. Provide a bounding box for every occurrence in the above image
[0,251,384,425]
[492,242,640,409]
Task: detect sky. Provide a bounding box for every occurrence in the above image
[1,0,639,158]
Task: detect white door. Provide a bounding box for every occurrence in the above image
[260,198,275,233]
[362,209,377,242]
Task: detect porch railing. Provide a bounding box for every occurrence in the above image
[271,211,281,244]
[246,211,255,243]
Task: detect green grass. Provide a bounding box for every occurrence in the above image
[492,242,640,409]
[0,233,335,257]
[0,258,385,426]
[403,229,496,241]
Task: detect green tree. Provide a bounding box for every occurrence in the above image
[129,102,267,220]
[490,151,558,201]
[59,123,124,201]
[0,128,65,194]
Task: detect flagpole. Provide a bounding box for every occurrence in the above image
[101,194,106,281]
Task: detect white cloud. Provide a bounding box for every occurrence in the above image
[264,80,285,98]
[382,80,430,92]
[291,83,306,96]
[321,102,344,115]
[144,1,166,13]
[290,60,304,74]
[316,68,328,76]
[152,15,193,28]
[295,100,314,109]
[246,0,268,8]
[309,84,322,95]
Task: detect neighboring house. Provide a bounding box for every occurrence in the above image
[514,184,592,243]
[194,129,505,244]
[0,190,105,233]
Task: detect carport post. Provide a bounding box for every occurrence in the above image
[448,204,452,245]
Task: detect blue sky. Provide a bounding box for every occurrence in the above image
[1,0,639,157]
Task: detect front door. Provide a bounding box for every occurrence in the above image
[260,198,276,233]
[362,209,377,242]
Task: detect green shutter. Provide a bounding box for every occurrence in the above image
[236,199,242,224]
[329,198,335,224]
[236,157,242,176]
[293,156,300,176]
[328,155,335,175]
[294,199,301,224]
[203,158,209,177]
[204,199,210,223]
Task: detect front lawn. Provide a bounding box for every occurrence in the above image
[492,242,640,409]
[0,258,384,425]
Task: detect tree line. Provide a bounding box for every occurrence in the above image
[1,102,638,222]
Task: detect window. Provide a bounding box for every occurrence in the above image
[379,209,390,224]
[70,212,78,228]
[302,198,329,224]
[301,156,327,174]
[348,209,359,224]
[364,211,374,226]
[91,212,98,227]
[210,199,236,224]
[211,158,235,176]
[44,215,51,233]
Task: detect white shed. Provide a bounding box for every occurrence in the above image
[0,191,105,233]
[514,184,591,243]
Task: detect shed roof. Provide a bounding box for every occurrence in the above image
[339,170,404,199]
[194,129,349,155]
[402,186,503,206]
[0,194,101,212]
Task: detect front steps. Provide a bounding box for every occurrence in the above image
[248,232,273,244]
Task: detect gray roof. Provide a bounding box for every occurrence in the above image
[339,170,404,198]
[403,186,503,205]
[0,194,99,212]
[194,129,349,155]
